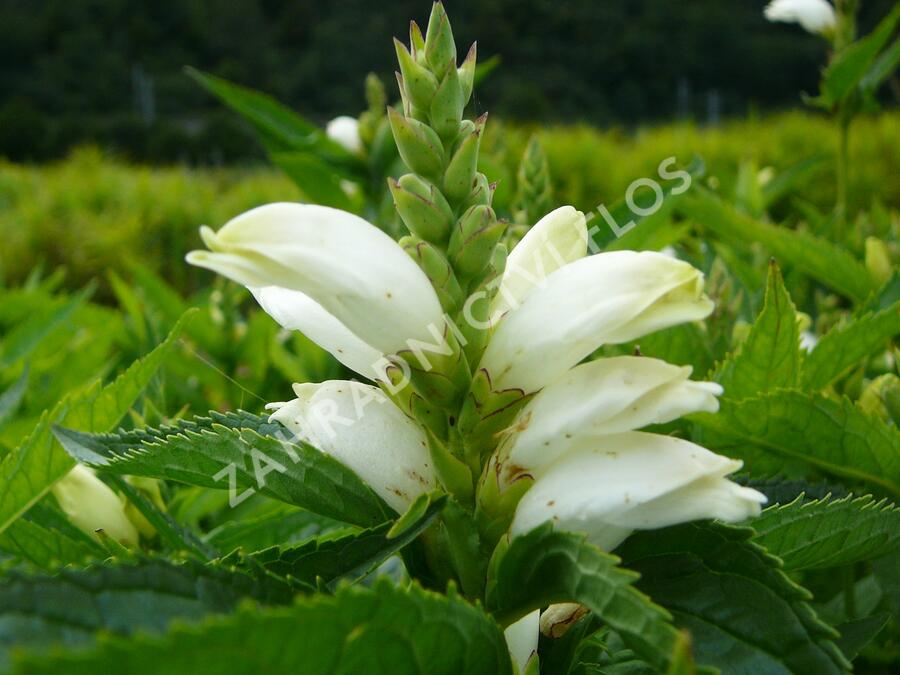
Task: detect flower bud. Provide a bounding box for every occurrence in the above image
[325,116,362,154]
[448,204,507,278]
[409,20,426,61]
[424,1,457,78]
[430,68,465,140]
[394,38,438,112]
[52,465,139,547]
[443,117,484,205]
[400,234,465,313]
[390,174,454,243]
[458,42,477,105]
[467,172,494,208]
[388,107,444,180]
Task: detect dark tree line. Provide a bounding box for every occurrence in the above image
[0,0,894,162]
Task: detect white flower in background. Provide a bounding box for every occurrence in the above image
[52,465,139,546]
[267,381,436,513]
[326,115,362,153]
[764,0,836,35]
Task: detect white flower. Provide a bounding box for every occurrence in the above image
[764,0,836,35]
[492,205,589,319]
[326,115,362,153]
[479,250,714,393]
[510,432,766,552]
[504,609,539,674]
[267,381,436,513]
[187,203,444,372]
[496,356,722,483]
[52,465,139,547]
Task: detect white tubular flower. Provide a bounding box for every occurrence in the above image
[510,432,766,552]
[52,465,139,547]
[250,286,385,382]
[504,609,539,674]
[267,381,436,513]
[764,0,836,35]
[499,357,722,482]
[187,203,444,360]
[492,206,589,320]
[326,115,362,153]
[479,251,714,393]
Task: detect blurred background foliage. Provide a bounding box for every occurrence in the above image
[0,0,897,163]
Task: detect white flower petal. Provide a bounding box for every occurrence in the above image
[765,0,836,34]
[479,251,714,393]
[52,465,139,547]
[502,357,721,478]
[187,203,444,354]
[504,609,539,674]
[251,286,384,381]
[267,380,436,513]
[510,432,765,551]
[492,206,588,319]
[326,115,362,153]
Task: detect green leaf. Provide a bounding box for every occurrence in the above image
[760,156,826,210]
[104,474,216,561]
[679,190,876,302]
[802,302,900,390]
[13,581,513,675]
[834,613,890,660]
[52,410,391,528]
[0,556,295,670]
[0,286,91,369]
[0,516,100,569]
[715,262,800,398]
[241,492,445,589]
[204,506,343,554]
[820,6,900,106]
[749,494,900,571]
[270,151,354,210]
[696,391,900,498]
[0,311,194,536]
[486,525,680,671]
[185,67,363,176]
[0,366,28,430]
[618,522,850,674]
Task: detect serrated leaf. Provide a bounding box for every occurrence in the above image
[0,311,195,536]
[749,494,900,571]
[834,612,890,660]
[242,492,445,589]
[715,262,800,398]
[486,525,679,671]
[802,302,900,390]
[0,556,295,670]
[679,190,876,302]
[13,580,512,675]
[618,522,850,674]
[0,516,99,569]
[695,391,900,498]
[52,411,391,528]
[204,507,343,554]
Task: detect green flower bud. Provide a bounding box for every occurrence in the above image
[400,234,465,313]
[449,204,506,278]
[458,244,506,364]
[390,175,454,243]
[513,134,554,226]
[409,20,426,61]
[424,2,457,78]
[394,38,438,112]
[388,106,444,179]
[430,68,465,140]
[443,116,484,205]
[396,324,471,410]
[458,43,477,105]
[467,172,494,208]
